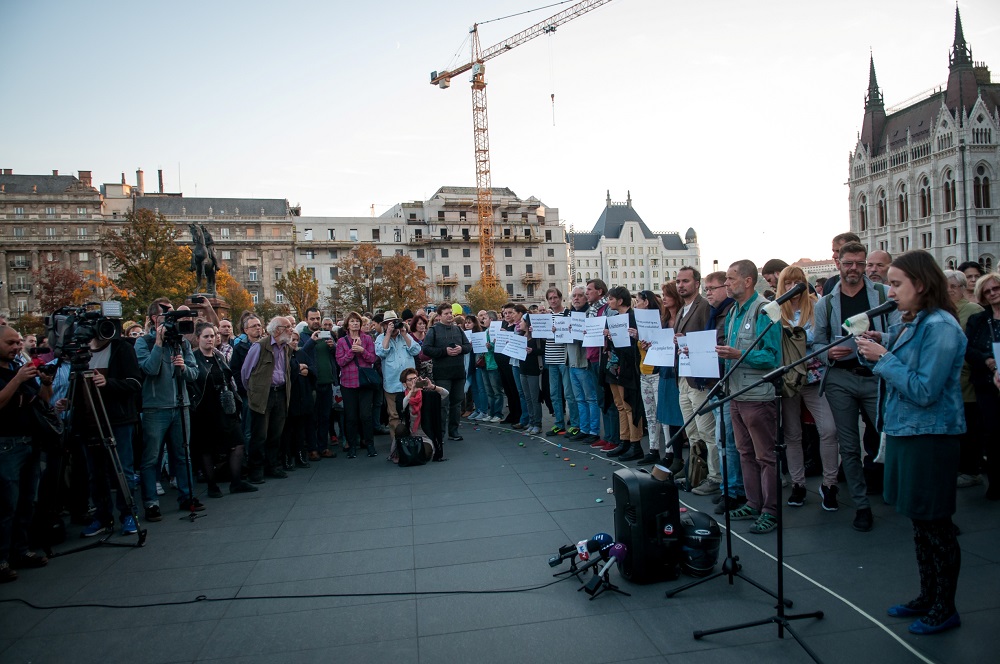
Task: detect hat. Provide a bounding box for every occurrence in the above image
[451,303,463,315]
[382,310,399,322]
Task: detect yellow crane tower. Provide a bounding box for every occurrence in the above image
[430,0,613,287]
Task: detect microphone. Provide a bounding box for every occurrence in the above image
[584,543,627,595]
[591,532,614,559]
[762,282,807,322]
[842,300,898,336]
[548,543,578,568]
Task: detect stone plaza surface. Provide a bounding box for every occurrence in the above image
[1,415,997,664]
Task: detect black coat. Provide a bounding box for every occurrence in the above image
[965,309,999,390]
[288,348,317,417]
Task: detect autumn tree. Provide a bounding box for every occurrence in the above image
[100,208,195,320]
[381,254,429,314]
[32,264,85,312]
[333,243,386,314]
[14,313,46,337]
[72,270,131,305]
[274,266,319,319]
[254,299,290,323]
[466,279,509,315]
[215,264,253,318]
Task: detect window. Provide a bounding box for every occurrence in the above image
[408,213,417,221]
[14,207,24,217]
[503,228,511,238]
[417,266,426,276]
[547,264,555,275]
[943,169,957,213]
[505,265,514,276]
[17,299,27,314]
[45,252,54,262]
[306,268,316,279]
[547,248,554,258]
[858,194,868,231]
[526,264,534,274]
[251,291,259,305]
[328,249,338,259]
[45,207,55,218]
[248,267,258,281]
[978,225,993,242]
[13,227,24,237]
[897,185,909,222]
[524,228,531,238]
[349,229,358,241]
[525,248,532,257]
[460,211,467,221]
[921,232,932,249]
[78,227,88,237]
[506,283,514,295]
[246,227,256,238]
[465,285,472,293]
[220,227,230,239]
[221,250,232,260]
[463,248,471,258]
[329,267,339,279]
[462,228,470,239]
[899,237,909,253]
[504,248,512,258]
[544,229,552,242]
[303,228,313,241]
[440,228,448,238]
[274,268,282,282]
[372,229,380,241]
[464,265,472,277]
[415,249,425,258]
[300,250,316,259]
[394,229,401,242]
[974,167,992,208]
[919,177,931,217]
[946,228,958,245]
[78,252,89,261]
[77,207,86,218]
[395,249,403,256]
[526,284,535,297]
[441,266,450,277]
[438,211,445,221]
[876,190,887,227]
[272,227,280,238]
[275,292,285,304]
[441,249,449,258]
[45,227,56,237]
[501,212,508,222]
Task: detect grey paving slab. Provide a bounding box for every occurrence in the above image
[415,554,566,593]
[244,544,413,585]
[67,560,256,601]
[197,638,421,664]
[274,508,412,538]
[411,510,558,545]
[260,525,413,559]
[285,494,413,520]
[413,530,568,568]
[415,483,535,508]
[412,495,545,525]
[293,481,413,503]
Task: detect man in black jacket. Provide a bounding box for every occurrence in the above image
[421,302,472,441]
[229,315,263,445]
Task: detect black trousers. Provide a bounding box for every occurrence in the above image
[497,360,521,422]
[314,384,333,452]
[343,385,374,449]
[249,390,287,472]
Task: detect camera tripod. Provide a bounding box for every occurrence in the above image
[168,339,205,523]
[52,360,147,557]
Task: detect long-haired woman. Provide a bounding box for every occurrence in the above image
[655,282,684,473]
[336,311,378,458]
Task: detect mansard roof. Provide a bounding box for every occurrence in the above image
[134,196,291,217]
[572,233,601,251]
[432,186,520,199]
[0,173,94,195]
[591,202,657,239]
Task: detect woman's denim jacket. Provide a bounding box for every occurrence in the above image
[869,308,967,436]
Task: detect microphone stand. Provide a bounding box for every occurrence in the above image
[686,335,858,664]
[665,315,788,605]
[581,565,630,601]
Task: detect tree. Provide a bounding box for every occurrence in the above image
[465,278,509,314]
[72,270,131,305]
[32,264,85,313]
[381,254,429,314]
[274,266,319,319]
[100,208,195,320]
[334,243,387,315]
[215,264,253,318]
[14,313,46,337]
[254,299,290,323]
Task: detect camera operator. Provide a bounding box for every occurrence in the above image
[135,298,203,520]
[52,324,143,537]
[375,311,421,459]
[0,326,50,582]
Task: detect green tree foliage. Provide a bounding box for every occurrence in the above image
[465,279,509,315]
[254,299,290,324]
[274,267,319,319]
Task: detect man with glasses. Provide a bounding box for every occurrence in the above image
[241,317,293,483]
[815,242,901,532]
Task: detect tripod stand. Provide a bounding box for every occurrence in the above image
[168,339,205,523]
[52,361,147,557]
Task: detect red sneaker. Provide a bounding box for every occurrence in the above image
[600,441,618,451]
[590,439,607,449]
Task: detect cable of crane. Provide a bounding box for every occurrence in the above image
[479,0,575,26]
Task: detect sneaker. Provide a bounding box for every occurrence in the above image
[590,438,608,449]
[691,479,721,496]
[728,504,761,521]
[545,426,566,438]
[179,497,206,512]
[956,473,983,488]
[853,508,874,532]
[749,513,778,534]
[0,561,17,583]
[448,434,464,441]
[512,423,527,430]
[81,519,111,538]
[820,484,839,511]
[787,484,807,507]
[600,441,618,451]
[144,505,162,522]
[207,485,224,499]
[489,415,503,423]
[230,480,259,494]
[566,427,581,437]
[155,482,165,496]
[637,452,660,466]
[120,515,138,536]
[576,434,598,445]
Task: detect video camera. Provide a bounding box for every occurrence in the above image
[159,307,198,346]
[46,302,123,364]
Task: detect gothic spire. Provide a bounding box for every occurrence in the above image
[950,4,972,69]
[864,54,883,111]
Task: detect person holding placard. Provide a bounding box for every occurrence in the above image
[495,305,523,426]
[542,288,578,438]
[517,317,544,434]
[566,286,601,445]
[656,283,684,474]
[586,279,619,450]
[635,291,669,465]
[602,287,644,462]
[503,304,532,430]
[478,311,505,423]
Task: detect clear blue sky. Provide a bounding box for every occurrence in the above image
[5,0,999,268]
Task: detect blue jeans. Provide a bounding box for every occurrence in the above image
[511,365,530,426]
[570,367,601,435]
[140,408,193,507]
[520,372,543,428]
[483,369,504,417]
[590,361,619,443]
[711,395,744,498]
[0,438,38,564]
[546,364,578,430]
[471,368,488,414]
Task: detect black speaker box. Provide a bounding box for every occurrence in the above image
[613,467,682,583]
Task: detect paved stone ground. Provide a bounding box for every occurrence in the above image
[1,413,997,664]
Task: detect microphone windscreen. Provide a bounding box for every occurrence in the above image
[610,543,627,564]
[576,539,591,560]
[591,532,613,551]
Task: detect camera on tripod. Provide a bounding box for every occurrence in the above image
[46,302,123,365]
[160,308,198,346]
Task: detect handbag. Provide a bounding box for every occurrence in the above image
[397,435,432,467]
[352,353,380,388]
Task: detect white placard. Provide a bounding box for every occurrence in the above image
[678,330,720,378]
[489,321,502,340]
[529,313,554,340]
[470,331,488,354]
[583,316,607,348]
[634,308,662,342]
[642,328,676,367]
[553,316,573,344]
[607,315,631,348]
[500,333,528,360]
[495,330,513,353]
[463,330,472,341]
[570,311,587,341]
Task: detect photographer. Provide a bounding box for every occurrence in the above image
[302,307,338,461]
[135,298,203,520]
[1,326,51,581]
[375,311,421,459]
[52,323,143,537]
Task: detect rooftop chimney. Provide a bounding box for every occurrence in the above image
[52,169,59,176]
[121,172,126,185]
[158,169,164,194]
[2,169,12,175]
[136,169,145,196]
[78,171,92,187]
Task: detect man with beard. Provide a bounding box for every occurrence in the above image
[865,250,892,284]
[241,317,293,483]
[815,242,901,532]
[302,307,338,460]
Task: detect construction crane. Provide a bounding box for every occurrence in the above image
[430,0,613,287]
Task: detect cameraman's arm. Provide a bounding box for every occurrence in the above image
[181,340,199,382]
[135,333,163,375]
[105,341,143,396]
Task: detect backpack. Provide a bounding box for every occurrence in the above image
[779,325,808,398]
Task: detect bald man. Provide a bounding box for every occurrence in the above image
[865,250,892,284]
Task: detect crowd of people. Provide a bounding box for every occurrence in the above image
[1,236,998,635]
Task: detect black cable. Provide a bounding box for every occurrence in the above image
[0,574,579,611]
[480,0,574,25]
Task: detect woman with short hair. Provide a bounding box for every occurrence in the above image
[336,311,378,458]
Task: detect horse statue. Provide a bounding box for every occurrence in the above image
[188,223,219,297]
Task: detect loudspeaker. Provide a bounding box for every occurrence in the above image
[613,467,682,583]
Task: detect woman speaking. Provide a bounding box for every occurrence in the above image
[856,250,965,635]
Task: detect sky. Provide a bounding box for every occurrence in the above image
[5,0,1000,270]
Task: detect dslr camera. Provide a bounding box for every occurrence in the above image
[46,302,123,363]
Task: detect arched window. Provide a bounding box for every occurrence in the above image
[944,169,956,212]
[858,194,868,231]
[919,176,931,217]
[981,255,994,271]
[639,271,644,279]
[877,190,887,227]
[974,166,992,208]
[946,257,956,270]
[897,184,908,222]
